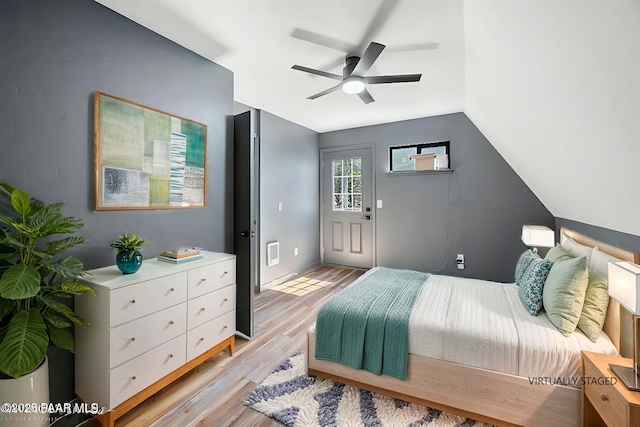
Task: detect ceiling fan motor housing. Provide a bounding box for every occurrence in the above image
[344,56,360,78]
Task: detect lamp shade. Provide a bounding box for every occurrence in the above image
[521,225,555,248]
[608,261,640,314]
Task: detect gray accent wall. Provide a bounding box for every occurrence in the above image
[259,111,320,286]
[319,113,554,282]
[1,0,233,403]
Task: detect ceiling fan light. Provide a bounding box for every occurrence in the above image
[342,78,365,94]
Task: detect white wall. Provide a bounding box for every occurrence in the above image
[464,0,640,236]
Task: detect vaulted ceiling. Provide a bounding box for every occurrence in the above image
[95,0,640,238]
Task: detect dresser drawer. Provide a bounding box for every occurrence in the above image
[186,310,235,362]
[109,334,186,410]
[110,272,187,326]
[109,303,187,368]
[187,285,236,330]
[187,259,235,299]
[584,358,626,427]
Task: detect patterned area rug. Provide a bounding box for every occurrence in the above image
[245,354,492,427]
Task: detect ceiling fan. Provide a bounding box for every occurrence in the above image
[292,41,421,104]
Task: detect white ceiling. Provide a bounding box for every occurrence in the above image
[95,0,465,133]
[464,0,640,237]
[96,0,640,238]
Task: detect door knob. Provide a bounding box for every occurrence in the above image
[361,215,371,220]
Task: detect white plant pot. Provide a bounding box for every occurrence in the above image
[0,357,49,427]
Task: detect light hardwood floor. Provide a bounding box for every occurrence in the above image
[93,264,364,427]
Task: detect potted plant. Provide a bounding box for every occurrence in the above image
[110,234,145,274]
[0,183,94,426]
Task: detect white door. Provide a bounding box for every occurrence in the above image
[322,148,373,268]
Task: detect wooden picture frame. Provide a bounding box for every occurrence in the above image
[94,92,207,210]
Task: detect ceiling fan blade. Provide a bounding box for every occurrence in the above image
[364,74,422,84]
[355,0,401,55]
[290,28,356,53]
[357,88,375,104]
[385,43,439,53]
[292,65,343,81]
[351,42,385,76]
[307,83,343,100]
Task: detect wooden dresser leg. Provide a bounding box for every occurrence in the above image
[229,336,235,356]
[96,410,115,427]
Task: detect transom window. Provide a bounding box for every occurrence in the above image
[388,141,450,172]
[332,157,362,212]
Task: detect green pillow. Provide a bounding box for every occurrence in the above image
[578,271,609,342]
[519,257,553,315]
[515,249,538,284]
[542,256,589,336]
[545,245,573,263]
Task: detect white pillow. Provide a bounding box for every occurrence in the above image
[589,247,622,276]
[562,237,593,264]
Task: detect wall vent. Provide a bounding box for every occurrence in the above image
[267,241,280,266]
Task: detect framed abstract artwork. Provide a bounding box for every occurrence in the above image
[94,92,207,210]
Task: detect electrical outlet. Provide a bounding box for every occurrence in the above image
[457,264,465,270]
[294,247,298,256]
[376,200,383,208]
[278,202,283,211]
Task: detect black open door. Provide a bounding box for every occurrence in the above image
[233,110,258,338]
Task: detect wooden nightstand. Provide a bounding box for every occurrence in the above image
[582,351,640,427]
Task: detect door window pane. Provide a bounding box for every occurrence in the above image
[332,157,362,212]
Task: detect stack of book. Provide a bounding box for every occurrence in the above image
[157,249,204,264]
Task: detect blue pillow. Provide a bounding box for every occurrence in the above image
[514,250,538,285]
[519,258,553,315]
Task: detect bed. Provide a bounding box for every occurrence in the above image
[306,228,637,427]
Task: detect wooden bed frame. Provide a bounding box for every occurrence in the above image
[307,228,636,427]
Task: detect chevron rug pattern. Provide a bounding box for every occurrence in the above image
[245,354,492,427]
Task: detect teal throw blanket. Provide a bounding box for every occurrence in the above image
[315,267,429,380]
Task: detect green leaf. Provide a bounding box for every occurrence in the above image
[43,311,71,328]
[10,190,31,218]
[38,297,90,327]
[46,257,85,280]
[0,233,29,251]
[60,281,95,296]
[46,236,86,255]
[0,183,16,195]
[0,298,15,320]
[0,309,48,378]
[0,265,41,300]
[47,325,74,352]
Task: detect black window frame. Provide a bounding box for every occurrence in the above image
[388,140,450,172]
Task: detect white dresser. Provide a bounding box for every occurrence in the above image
[75,251,236,427]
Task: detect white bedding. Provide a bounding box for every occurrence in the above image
[409,274,618,385]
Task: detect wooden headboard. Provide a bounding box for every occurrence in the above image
[560,228,638,357]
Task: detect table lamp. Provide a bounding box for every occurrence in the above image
[521,225,555,253]
[608,260,640,391]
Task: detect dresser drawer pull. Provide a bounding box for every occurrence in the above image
[200,307,206,311]
[198,337,204,342]
[130,337,136,342]
[201,278,206,282]
[600,394,607,401]
[168,353,173,358]
[169,320,174,325]
[130,299,136,304]
[223,325,228,330]
[131,376,136,380]
[223,271,228,275]
[170,288,174,292]
[223,298,228,302]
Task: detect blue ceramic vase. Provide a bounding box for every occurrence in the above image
[116,250,143,274]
